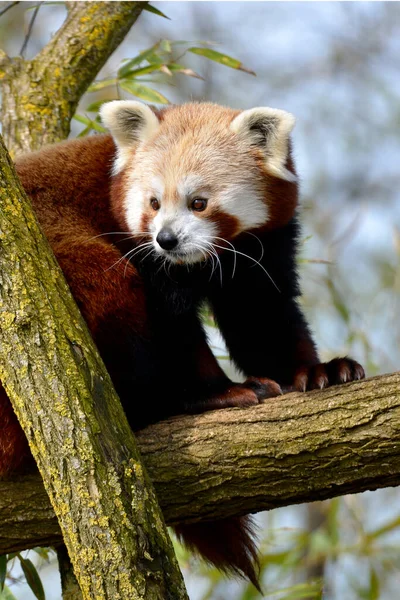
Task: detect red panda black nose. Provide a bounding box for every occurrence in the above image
[156,228,179,250]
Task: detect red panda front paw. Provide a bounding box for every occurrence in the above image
[195,383,267,412]
[243,376,283,401]
[294,357,365,392]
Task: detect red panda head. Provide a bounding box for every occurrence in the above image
[101,101,298,264]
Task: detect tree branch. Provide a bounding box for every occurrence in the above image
[1,371,400,555]
[0,1,147,155]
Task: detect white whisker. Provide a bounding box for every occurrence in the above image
[192,242,217,279]
[85,231,150,243]
[200,236,280,292]
[244,231,265,263]
[213,236,237,279]
[199,240,223,285]
[105,241,154,273]
[214,243,280,292]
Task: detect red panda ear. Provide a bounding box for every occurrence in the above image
[230,107,297,182]
[100,100,160,171]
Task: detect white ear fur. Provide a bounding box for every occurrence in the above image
[100,100,160,173]
[230,107,297,182]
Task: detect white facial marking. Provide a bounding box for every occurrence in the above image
[218,184,268,230]
[150,176,165,200]
[125,173,269,264]
[114,148,133,176]
[177,174,208,199]
[125,182,145,233]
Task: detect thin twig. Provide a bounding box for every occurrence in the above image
[0,1,19,19]
[20,1,42,57]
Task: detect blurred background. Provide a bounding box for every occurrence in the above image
[1,2,400,599]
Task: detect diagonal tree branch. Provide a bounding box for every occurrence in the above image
[1,371,400,555]
[0,1,147,155]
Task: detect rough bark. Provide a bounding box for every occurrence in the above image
[0,1,146,156]
[1,371,400,554]
[1,3,190,599]
[0,135,187,598]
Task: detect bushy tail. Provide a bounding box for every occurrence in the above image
[174,515,262,593]
[0,386,33,477]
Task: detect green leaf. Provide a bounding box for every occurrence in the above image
[76,126,92,138]
[160,39,172,53]
[85,100,109,113]
[119,81,169,104]
[142,4,170,19]
[188,47,256,75]
[0,555,6,592]
[167,63,204,80]
[121,64,163,79]
[0,584,18,600]
[118,44,160,78]
[73,114,106,133]
[18,556,45,600]
[87,78,116,92]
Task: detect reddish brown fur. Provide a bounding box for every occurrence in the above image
[252,146,298,233]
[0,104,356,591]
[0,384,33,475]
[209,209,241,242]
[1,134,151,476]
[175,516,262,593]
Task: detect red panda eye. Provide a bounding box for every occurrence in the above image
[191,198,207,212]
[150,198,160,211]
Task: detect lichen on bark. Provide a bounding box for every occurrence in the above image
[0,1,188,598]
[2,372,400,556]
[0,134,188,599]
[0,2,147,156]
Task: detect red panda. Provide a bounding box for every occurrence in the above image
[0,101,364,590]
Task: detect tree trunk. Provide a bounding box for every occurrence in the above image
[0,135,188,599]
[1,371,400,555]
[0,2,188,598]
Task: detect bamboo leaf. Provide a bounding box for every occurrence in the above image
[18,556,45,600]
[0,555,6,592]
[142,4,170,19]
[167,63,204,79]
[160,39,172,53]
[87,78,116,92]
[119,80,169,104]
[85,100,109,113]
[121,64,163,79]
[118,44,160,78]
[160,65,173,76]
[73,114,107,133]
[188,47,256,75]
